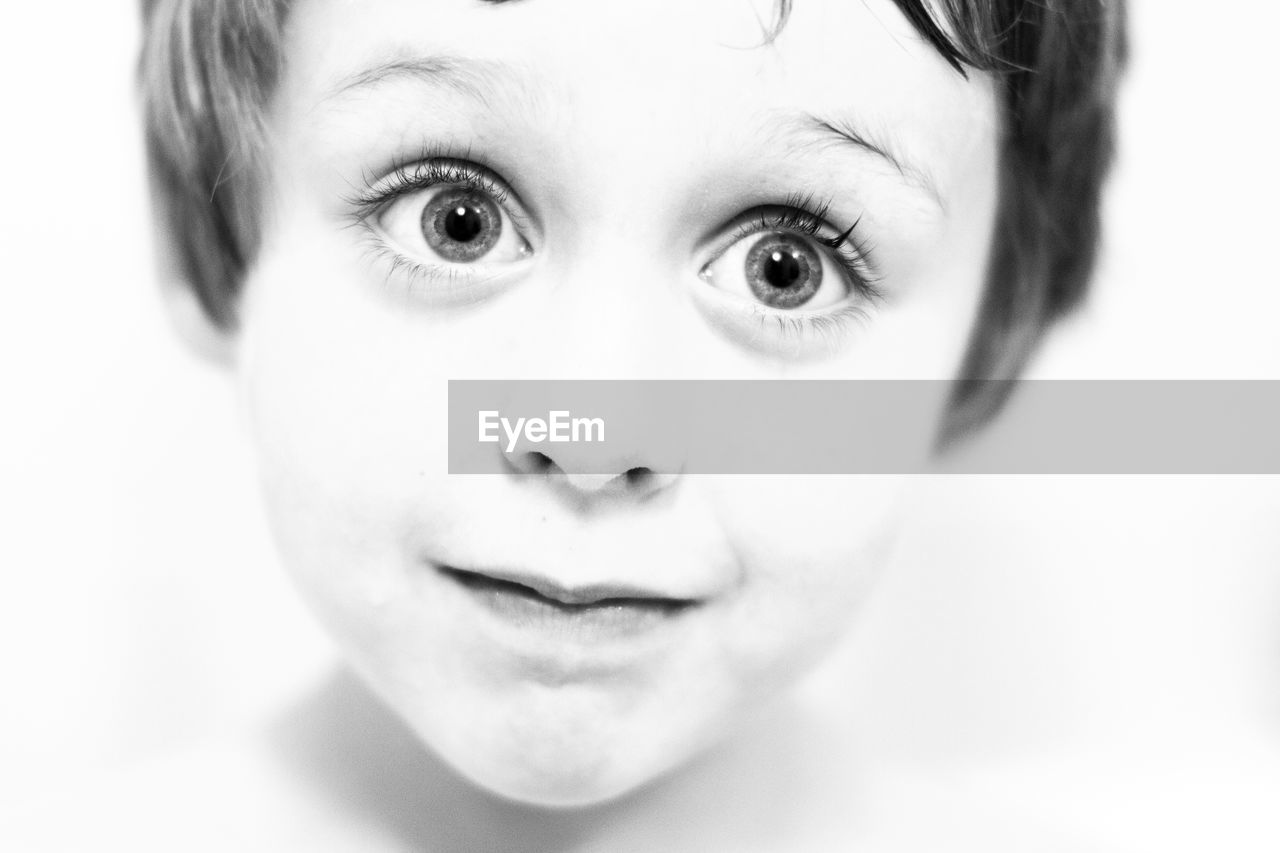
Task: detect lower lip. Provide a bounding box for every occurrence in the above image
[439,567,697,645]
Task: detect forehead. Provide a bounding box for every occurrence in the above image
[275,0,996,202]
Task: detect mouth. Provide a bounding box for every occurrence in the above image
[438,565,699,610]
[435,563,701,642]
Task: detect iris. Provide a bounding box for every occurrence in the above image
[745,234,822,309]
[422,188,502,262]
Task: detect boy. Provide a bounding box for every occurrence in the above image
[138,0,1125,846]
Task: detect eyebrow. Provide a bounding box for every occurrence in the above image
[323,55,945,207]
[789,114,945,208]
[322,55,524,109]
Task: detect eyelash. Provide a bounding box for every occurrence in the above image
[344,151,528,301]
[346,159,884,349]
[746,302,877,355]
[348,154,515,225]
[711,193,884,353]
[726,192,884,303]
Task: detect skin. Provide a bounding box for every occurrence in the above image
[184,0,999,813]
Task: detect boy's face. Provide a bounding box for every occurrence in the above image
[230,0,998,805]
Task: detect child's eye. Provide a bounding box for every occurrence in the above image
[698,203,881,314]
[347,157,536,304]
[700,230,847,311]
[693,202,885,357]
[374,182,531,269]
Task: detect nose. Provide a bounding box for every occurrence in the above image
[502,446,682,501]
[488,227,696,501]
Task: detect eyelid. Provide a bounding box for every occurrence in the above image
[702,198,883,301]
[343,153,538,311]
[346,155,537,239]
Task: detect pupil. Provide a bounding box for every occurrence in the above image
[763,249,803,290]
[444,205,484,243]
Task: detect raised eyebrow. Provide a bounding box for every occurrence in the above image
[321,54,521,106]
[791,113,945,209]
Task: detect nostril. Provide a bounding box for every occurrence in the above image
[501,453,677,497]
[508,450,559,475]
[624,466,655,486]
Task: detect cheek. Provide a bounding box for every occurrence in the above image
[706,476,906,678]
[232,235,449,646]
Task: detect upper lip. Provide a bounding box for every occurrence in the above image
[436,564,701,608]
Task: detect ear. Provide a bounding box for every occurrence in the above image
[158,275,238,369]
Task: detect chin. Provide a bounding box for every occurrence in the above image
[479,770,650,810]
[442,740,675,810]
[415,699,712,810]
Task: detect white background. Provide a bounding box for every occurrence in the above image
[1,1,1277,847]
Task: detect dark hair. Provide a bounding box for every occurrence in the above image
[139,0,1126,438]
